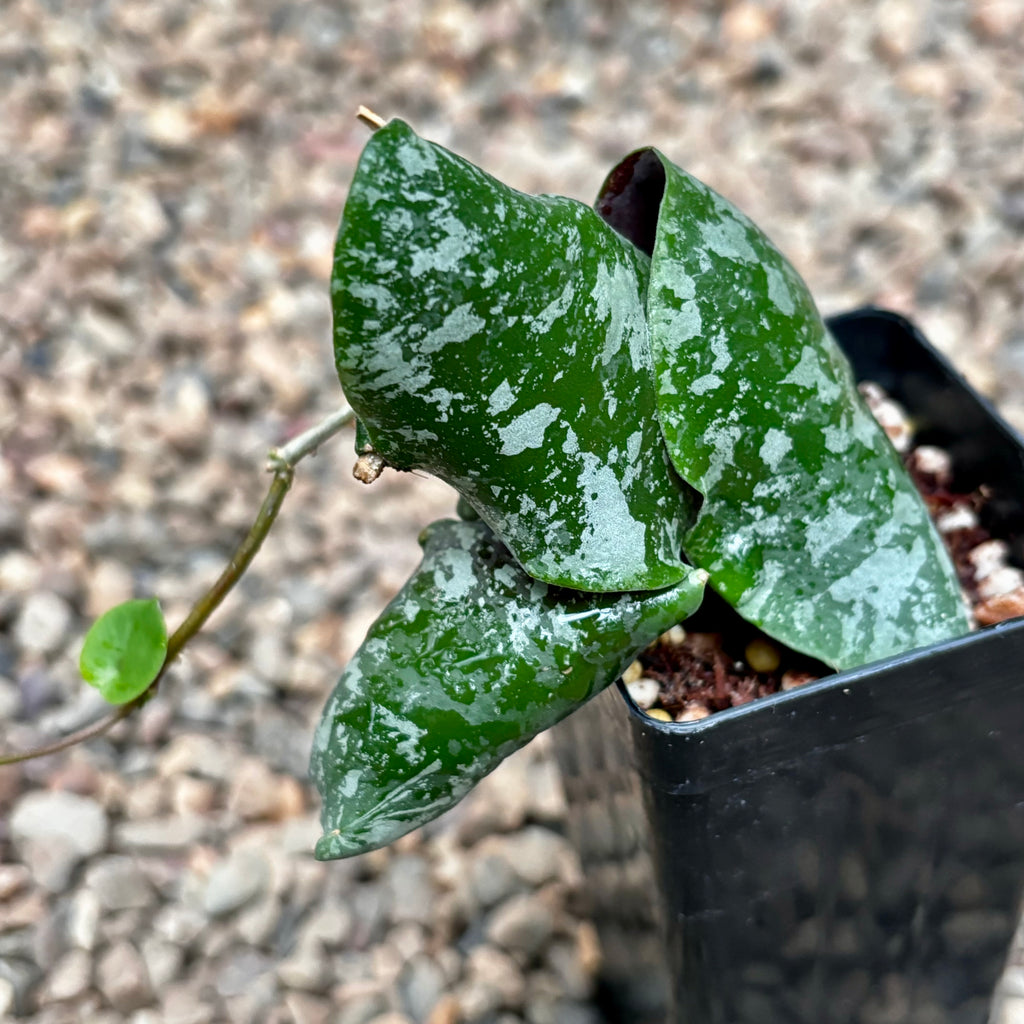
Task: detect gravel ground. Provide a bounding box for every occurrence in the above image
[2,1,1024,1021]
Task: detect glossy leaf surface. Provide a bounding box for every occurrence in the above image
[332,120,696,593]
[597,150,969,668]
[310,519,706,860]
[79,598,168,705]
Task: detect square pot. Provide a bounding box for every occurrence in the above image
[554,308,1024,1024]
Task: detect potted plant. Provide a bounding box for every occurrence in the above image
[310,119,1024,1022]
[6,113,1021,1023]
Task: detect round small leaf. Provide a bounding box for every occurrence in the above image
[79,598,168,705]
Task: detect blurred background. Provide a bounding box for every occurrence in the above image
[1,1,1023,1021]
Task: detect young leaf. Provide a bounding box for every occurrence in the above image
[331,120,697,593]
[310,519,706,860]
[79,598,168,705]
[597,151,969,669]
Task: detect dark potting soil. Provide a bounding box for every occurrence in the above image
[634,385,1024,722]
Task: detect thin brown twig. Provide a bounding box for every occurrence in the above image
[356,105,386,130]
[0,703,135,766]
[0,407,355,767]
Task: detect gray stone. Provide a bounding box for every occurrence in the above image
[0,864,30,901]
[67,889,101,950]
[215,949,275,998]
[465,945,526,1009]
[141,936,185,990]
[0,930,34,963]
[203,848,272,917]
[337,992,390,1024]
[0,978,13,1020]
[385,855,434,926]
[96,940,154,1013]
[347,883,392,948]
[470,852,520,909]
[85,855,155,910]
[498,827,571,887]
[0,676,21,719]
[486,894,555,960]
[284,992,332,1024]
[0,958,38,1016]
[114,815,208,852]
[302,903,355,948]
[249,629,290,684]
[235,895,283,948]
[157,733,235,782]
[525,998,602,1024]
[544,941,591,1000]
[14,590,73,654]
[454,978,503,1022]
[10,790,108,891]
[998,998,1024,1024]
[252,708,313,777]
[941,908,1011,955]
[398,954,447,1021]
[153,904,208,947]
[38,948,91,1003]
[278,937,330,992]
[1004,967,1024,999]
[159,981,217,1024]
[10,789,108,853]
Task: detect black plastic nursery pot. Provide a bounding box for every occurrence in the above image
[554,308,1024,1024]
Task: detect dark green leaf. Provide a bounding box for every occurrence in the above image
[332,120,697,593]
[353,417,373,455]
[310,519,706,860]
[597,150,969,669]
[79,598,168,705]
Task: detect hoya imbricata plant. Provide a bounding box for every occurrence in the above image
[2,114,969,861]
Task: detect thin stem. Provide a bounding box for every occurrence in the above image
[0,407,355,766]
[165,470,294,663]
[0,704,134,766]
[269,405,354,469]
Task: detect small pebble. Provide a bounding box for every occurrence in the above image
[0,980,14,1019]
[859,381,914,452]
[10,791,109,892]
[96,940,154,1013]
[13,589,74,655]
[907,444,953,484]
[38,949,92,1003]
[781,670,818,691]
[676,703,711,723]
[744,637,781,673]
[658,625,687,646]
[968,539,1012,580]
[976,588,1024,626]
[620,659,644,685]
[644,707,673,722]
[936,506,980,533]
[202,848,272,917]
[486,893,555,959]
[624,677,661,709]
[978,566,1024,599]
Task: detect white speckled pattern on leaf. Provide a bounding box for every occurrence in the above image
[332,121,698,593]
[602,150,970,669]
[310,519,706,860]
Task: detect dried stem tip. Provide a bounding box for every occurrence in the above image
[353,452,386,484]
[356,106,386,130]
